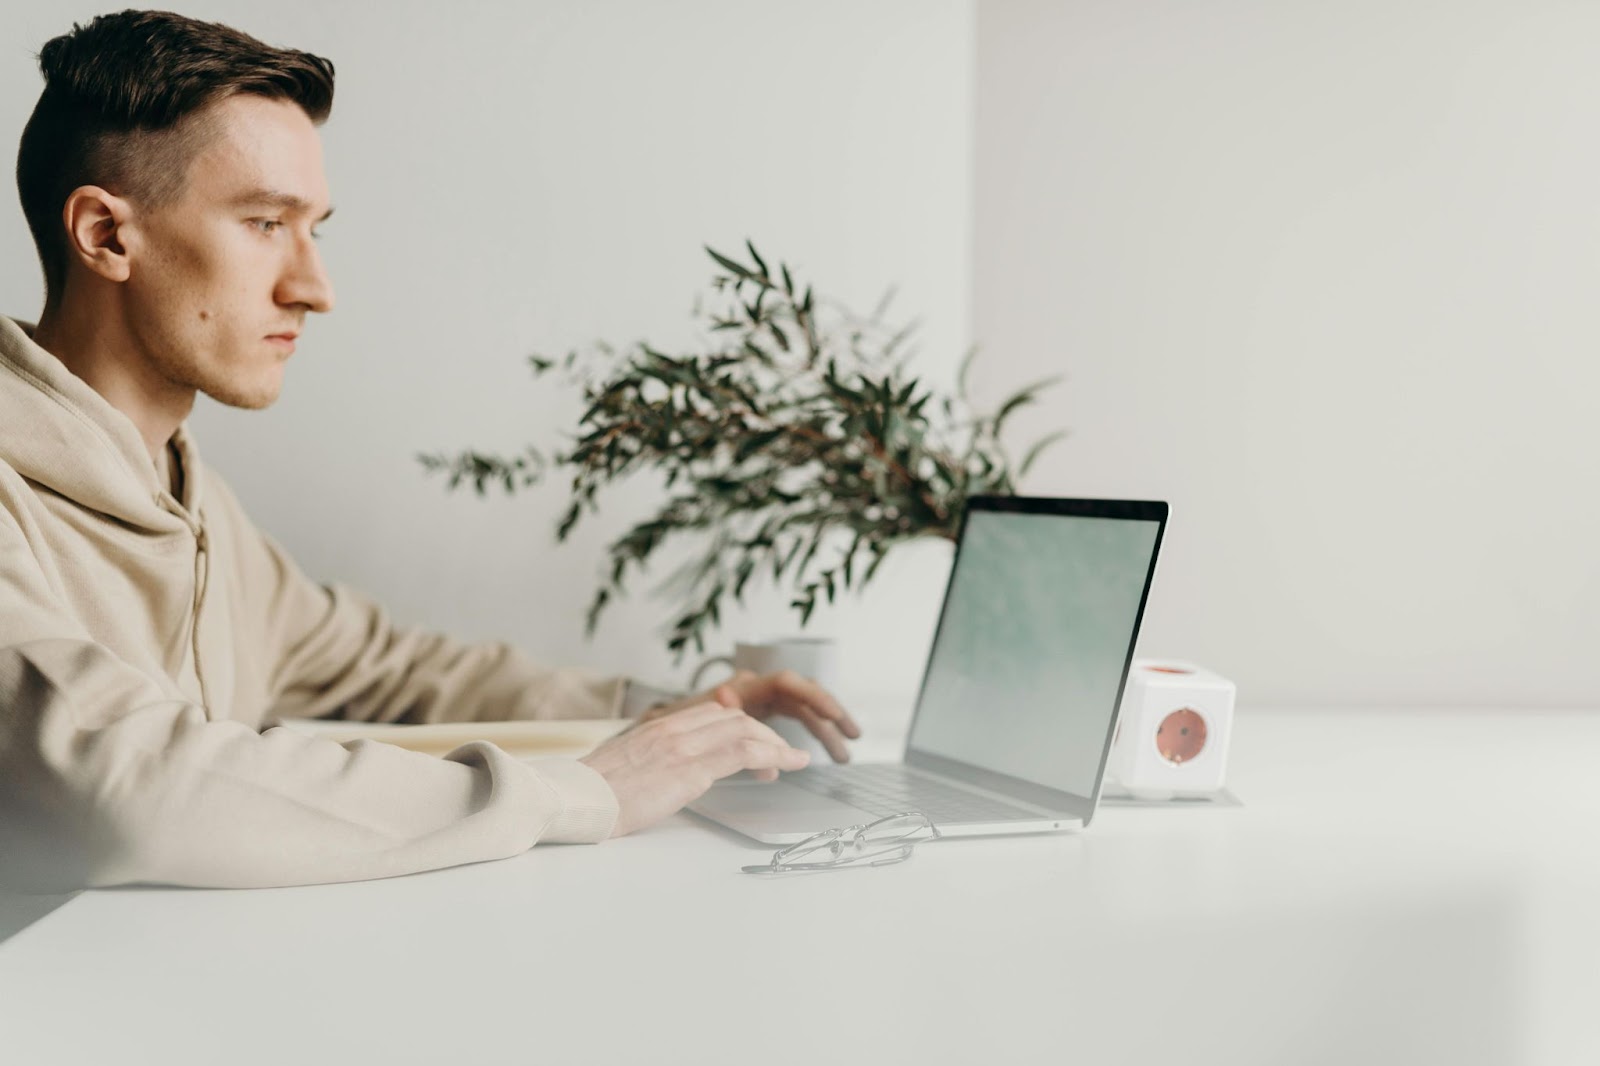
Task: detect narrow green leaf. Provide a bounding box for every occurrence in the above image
[796,520,827,580]
[584,587,610,635]
[557,501,582,541]
[768,320,791,352]
[870,285,897,322]
[862,543,890,585]
[1017,430,1067,478]
[745,240,769,279]
[706,246,755,280]
[883,320,918,357]
[956,344,979,399]
[992,375,1062,437]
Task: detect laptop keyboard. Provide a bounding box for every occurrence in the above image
[782,763,1048,824]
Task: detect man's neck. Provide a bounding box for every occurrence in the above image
[32,298,196,468]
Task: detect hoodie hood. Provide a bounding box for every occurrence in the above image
[0,315,197,534]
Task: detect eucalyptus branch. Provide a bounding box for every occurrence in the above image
[420,241,1066,660]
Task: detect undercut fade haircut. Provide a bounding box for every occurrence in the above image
[15,9,335,308]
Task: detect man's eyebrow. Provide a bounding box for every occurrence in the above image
[230,189,335,223]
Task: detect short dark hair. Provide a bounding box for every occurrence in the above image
[15,9,336,307]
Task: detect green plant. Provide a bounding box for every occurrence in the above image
[420,242,1064,660]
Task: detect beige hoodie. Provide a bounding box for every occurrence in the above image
[0,315,626,891]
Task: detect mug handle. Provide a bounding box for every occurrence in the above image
[689,655,736,692]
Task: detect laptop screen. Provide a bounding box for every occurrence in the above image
[906,501,1164,799]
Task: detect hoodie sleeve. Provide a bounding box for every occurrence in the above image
[201,475,630,726]
[0,506,618,892]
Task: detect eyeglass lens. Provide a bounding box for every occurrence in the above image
[746,812,938,874]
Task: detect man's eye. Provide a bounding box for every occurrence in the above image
[252,219,282,235]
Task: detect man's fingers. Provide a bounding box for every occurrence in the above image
[771,671,861,739]
[675,712,810,780]
[789,704,851,763]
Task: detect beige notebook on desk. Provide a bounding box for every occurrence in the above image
[272,718,628,761]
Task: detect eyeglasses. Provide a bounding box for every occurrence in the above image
[741,811,941,874]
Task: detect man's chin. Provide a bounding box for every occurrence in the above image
[200,375,284,411]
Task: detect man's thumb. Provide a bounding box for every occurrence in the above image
[713,683,743,708]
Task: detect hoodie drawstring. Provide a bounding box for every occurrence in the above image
[191,521,211,712]
[159,493,212,714]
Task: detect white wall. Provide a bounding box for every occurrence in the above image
[1,1,974,697]
[976,0,1600,707]
[14,2,1587,711]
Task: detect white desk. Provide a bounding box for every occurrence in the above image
[2,707,1597,1066]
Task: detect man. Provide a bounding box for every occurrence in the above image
[0,10,858,891]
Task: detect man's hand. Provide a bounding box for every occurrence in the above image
[580,701,811,837]
[641,670,862,763]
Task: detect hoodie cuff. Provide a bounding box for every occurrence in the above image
[531,758,619,843]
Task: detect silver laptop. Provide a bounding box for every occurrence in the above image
[689,496,1169,844]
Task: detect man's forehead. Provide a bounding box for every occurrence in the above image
[185,96,332,214]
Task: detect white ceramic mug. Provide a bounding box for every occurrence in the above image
[690,637,840,758]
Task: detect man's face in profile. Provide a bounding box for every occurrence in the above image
[118,93,334,410]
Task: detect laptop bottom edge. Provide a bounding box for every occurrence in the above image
[687,795,1084,846]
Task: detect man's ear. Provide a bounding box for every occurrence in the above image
[60,186,134,284]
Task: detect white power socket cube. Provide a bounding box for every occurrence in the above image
[1106,660,1236,797]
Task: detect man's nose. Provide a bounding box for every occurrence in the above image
[279,237,335,314]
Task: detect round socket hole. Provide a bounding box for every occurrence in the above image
[1155,708,1207,764]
